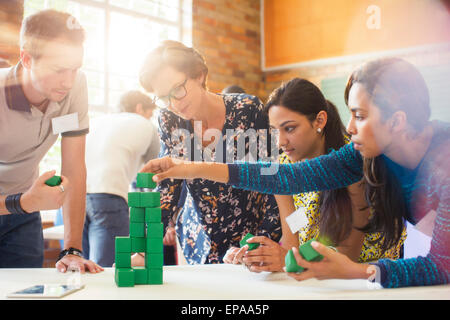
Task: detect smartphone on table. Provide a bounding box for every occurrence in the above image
[7,284,85,298]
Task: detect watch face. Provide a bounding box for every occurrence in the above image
[69,248,83,256]
[58,248,83,262]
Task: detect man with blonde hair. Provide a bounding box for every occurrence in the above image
[0,9,102,273]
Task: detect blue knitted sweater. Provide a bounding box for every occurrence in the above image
[228,121,450,288]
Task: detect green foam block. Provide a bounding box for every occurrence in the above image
[128,192,141,207]
[299,239,323,262]
[145,253,163,268]
[147,267,163,285]
[147,222,163,239]
[146,237,163,254]
[132,266,148,285]
[131,237,146,253]
[115,236,131,253]
[140,192,160,208]
[145,207,162,223]
[136,173,157,189]
[45,175,62,186]
[239,233,259,251]
[130,222,145,238]
[115,252,131,268]
[284,249,305,273]
[130,207,145,222]
[115,268,134,287]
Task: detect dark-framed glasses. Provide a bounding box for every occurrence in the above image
[153,77,188,109]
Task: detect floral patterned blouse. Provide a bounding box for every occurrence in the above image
[157,93,281,264]
[279,152,407,262]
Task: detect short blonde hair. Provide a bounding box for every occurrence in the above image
[139,40,209,92]
[20,9,85,59]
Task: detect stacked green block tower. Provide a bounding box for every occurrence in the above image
[114,173,164,287]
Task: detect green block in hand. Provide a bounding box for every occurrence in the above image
[239,233,259,251]
[45,175,62,186]
[136,173,157,189]
[299,239,323,262]
[284,249,305,273]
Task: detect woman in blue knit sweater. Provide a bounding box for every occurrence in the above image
[141,58,449,288]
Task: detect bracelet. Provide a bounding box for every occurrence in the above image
[5,193,29,215]
[57,247,83,262]
[327,246,338,252]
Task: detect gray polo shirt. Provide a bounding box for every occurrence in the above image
[0,63,89,195]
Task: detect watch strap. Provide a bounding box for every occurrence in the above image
[5,193,29,215]
[57,247,84,262]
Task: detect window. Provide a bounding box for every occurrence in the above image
[24,0,192,173]
[25,0,191,112]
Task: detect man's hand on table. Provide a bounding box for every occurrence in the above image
[56,254,104,274]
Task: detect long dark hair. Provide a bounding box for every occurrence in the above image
[344,57,430,251]
[265,78,357,246]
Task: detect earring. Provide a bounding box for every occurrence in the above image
[317,128,322,133]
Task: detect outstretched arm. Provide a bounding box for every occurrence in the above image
[142,143,364,196]
[141,157,230,184]
[227,143,363,195]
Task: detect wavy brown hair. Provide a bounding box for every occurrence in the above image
[344,57,430,251]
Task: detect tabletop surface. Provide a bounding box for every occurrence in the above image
[1,264,449,300]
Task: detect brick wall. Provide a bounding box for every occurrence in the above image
[192,0,264,98]
[0,0,23,65]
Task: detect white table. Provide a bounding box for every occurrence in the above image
[1,264,449,300]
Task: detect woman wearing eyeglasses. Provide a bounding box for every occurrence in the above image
[135,40,281,265]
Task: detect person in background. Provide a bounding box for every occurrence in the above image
[224,78,406,272]
[134,40,281,265]
[221,85,245,94]
[0,9,102,273]
[84,90,160,267]
[140,57,449,288]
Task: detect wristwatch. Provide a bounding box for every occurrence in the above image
[57,247,83,262]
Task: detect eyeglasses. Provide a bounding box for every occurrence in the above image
[153,77,188,109]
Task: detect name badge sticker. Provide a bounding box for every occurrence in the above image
[52,113,79,135]
[285,207,309,234]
